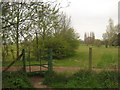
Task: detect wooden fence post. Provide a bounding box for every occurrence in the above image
[22,49,26,73]
[89,47,92,71]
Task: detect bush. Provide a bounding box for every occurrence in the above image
[44,36,75,59]
[43,70,119,88]
[43,71,68,88]
[65,70,101,88]
[97,71,118,88]
[2,72,33,88]
[31,28,80,59]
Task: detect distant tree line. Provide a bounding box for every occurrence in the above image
[84,32,95,45]
[83,18,118,48]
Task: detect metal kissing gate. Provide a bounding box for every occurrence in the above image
[22,48,53,73]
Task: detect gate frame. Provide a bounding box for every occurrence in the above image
[23,48,53,74]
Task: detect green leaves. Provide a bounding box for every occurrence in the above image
[2,72,33,88]
[103,18,118,46]
[43,70,118,88]
[2,1,80,61]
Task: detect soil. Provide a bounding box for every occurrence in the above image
[29,76,48,88]
[2,66,118,72]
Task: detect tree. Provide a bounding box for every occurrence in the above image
[84,32,87,44]
[2,1,80,61]
[1,2,32,58]
[29,2,60,60]
[84,32,95,45]
[102,18,118,47]
[44,27,80,59]
[102,33,108,48]
[1,2,12,61]
[91,32,95,45]
[94,39,101,47]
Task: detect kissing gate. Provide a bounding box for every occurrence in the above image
[3,48,53,74]
[23,48,53,73]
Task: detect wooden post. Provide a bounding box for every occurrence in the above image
[22,49,26,73]
[48,48,53,73]
[89,47,92,71]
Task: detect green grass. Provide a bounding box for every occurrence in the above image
[53,45,118,69]
[2,60,47,67]
[43,70,119,88]
[3,45,118,69]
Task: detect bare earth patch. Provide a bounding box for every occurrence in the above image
[2,66,118,72]
[29,76,47,88]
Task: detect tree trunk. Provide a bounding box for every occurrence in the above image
[16,3,19,58]
[105,41,108,48]
[36,32,39,61]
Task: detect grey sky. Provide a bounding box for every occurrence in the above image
[56,0,119,40]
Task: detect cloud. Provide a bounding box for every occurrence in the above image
[60,0,118,40]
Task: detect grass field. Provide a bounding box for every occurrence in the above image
[2,45,118,69]
[53,45,118,69]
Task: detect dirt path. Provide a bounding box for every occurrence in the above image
[2,66,118,72]
[29,76,48,88]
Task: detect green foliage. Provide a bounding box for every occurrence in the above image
[45,35,79,59]
[65,70,118,88]
[94,39,101,47]
[65,70,100,88]
[43,71,68,88]
[2,72,33,88]
[97,71,118,88]
[102,18,118,47]
[31,28,80,59]
[45,37,70,59]
[43,70,118,88]
[2,2,80,61]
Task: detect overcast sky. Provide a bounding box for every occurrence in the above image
[55,0,119,40]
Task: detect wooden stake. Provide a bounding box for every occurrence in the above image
[89,47,92,71]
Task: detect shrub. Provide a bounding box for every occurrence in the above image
[2,72,33,88]
[43,70,119,88]
[43,71,68,88]
[31,28,80,59]
[44,36,75,59]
